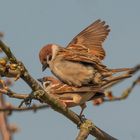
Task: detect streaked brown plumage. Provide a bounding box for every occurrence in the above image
[38,76,105,115]
[39,19,132,87]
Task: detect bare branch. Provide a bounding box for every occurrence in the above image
[93,75,140,106]
[104,76,140,102]
[0,104,49,112]
[0,40,17,63]
[0,94,12,140]
[0,88,29,99]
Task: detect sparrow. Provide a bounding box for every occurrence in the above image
[38,76,105,116]
[39,19,132,87]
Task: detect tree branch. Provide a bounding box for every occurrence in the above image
[76,120,94,140]
[0,40,17,63]
[0,94,12,140]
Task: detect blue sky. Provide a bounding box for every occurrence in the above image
[0,0,140,140]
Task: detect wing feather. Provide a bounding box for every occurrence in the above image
[66,19,110,60]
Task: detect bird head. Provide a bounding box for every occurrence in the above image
[37,76,60,88]
[39,44,53,71]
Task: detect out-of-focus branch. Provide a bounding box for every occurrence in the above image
[0,40,118,140]
[93,75,140,106]
[0,94,12,140]
[104,76,140,102]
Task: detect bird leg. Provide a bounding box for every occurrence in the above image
[18,92,35,108]
[79,103,87,122]
[58,95,87,121]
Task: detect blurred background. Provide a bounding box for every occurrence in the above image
[0,0,140,140]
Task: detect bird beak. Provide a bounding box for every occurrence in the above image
[37,78,44,85]
[42,63,48,72]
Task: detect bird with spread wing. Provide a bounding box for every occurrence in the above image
[39,19,132,87]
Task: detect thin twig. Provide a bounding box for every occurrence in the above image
[0,89,29,99]
[0,94,12,140]
[104,76,140,102]
[0,104,49,112]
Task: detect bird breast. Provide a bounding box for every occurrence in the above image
[49,57,96,87]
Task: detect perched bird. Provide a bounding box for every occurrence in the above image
[39,19,131,87]
[38,76,105,116]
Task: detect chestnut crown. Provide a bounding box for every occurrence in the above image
[39,44,53,65]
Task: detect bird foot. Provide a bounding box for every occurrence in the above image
[77,114,86,128]
[79,114,86,122]
[18,93,34,108]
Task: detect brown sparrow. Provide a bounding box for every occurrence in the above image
[39,19,131,87]
[38,76,105,116]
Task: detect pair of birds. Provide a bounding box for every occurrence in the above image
[38,19,131,115]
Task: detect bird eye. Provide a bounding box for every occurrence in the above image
[48,55,52,61]
[43,58,47,62]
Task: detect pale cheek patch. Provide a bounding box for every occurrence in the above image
[51,44,60,60]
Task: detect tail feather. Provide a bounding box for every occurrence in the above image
[110,68,132,73]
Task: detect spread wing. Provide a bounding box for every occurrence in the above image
[58,49,108,72]
[66,19,110,60]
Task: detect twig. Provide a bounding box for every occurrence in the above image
[104,76,140,102]
[0,104,49,112]
[0,94,12,140]
[0,89,29,99]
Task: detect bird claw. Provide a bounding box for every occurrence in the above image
[77,114,86,129]
[78,114,86,122]
[18,94,34,108]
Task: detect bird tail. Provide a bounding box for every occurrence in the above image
[102,67,132,77]
[110,68,132,73]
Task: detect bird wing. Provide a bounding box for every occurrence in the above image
[53,85,101,94]
[65,19,110,60]
[58,49,108,72]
